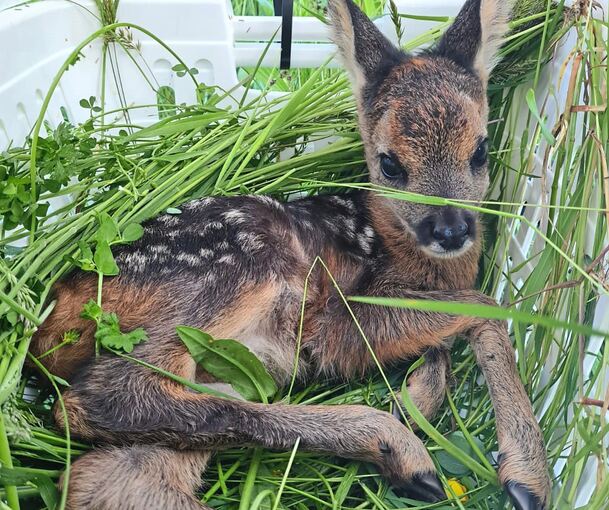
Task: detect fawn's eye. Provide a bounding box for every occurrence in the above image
[380,154,405,180]
[471,139,489,169]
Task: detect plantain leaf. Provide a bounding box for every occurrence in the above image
[176,326,277,403]
[436,432,485,476]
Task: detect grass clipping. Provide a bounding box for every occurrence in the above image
[0,0,608,509]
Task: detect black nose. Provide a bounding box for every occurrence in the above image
[432,218,469,250]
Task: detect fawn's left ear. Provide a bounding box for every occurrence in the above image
[433,0,512,84]
[328,0,405,101]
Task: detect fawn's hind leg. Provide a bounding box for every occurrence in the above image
[65,446,211,510]
[56,337,446,504]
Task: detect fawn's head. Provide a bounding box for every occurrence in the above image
[329,0,510,257]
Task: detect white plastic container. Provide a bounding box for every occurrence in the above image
[0,0,461,146]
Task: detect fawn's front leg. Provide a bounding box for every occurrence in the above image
[468,319,550,510]
[392,347,452,426]
[311,287,550,509]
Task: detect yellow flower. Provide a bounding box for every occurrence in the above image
[447,478,468,502]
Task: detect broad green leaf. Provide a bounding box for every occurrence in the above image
[82,303,148,354]
[80,300,102,321]
[95,212,119,244]
[436,432,485,476]
[176,326,277,402]
[3,182,17,195]
[94,240,119,276]
[121,223,144,243]
[6,311,18,325]
[98,326,148,353]
[78,240,93,260]
[76,257,96,271]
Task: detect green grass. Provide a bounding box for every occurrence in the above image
[1,0,608,509]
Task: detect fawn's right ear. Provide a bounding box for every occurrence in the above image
[328,0,404,101]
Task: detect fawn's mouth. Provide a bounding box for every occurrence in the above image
[419,237,475,259]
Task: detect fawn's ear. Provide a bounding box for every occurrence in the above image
[328,0,404,100]
[434,0,512,83]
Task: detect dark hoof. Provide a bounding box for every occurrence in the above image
[505,481,544,510]
[394,472,446,503]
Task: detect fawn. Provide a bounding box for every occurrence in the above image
[31,0,550,508]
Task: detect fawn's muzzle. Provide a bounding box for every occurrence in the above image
[416,207,476,254]
[432,216,469,250]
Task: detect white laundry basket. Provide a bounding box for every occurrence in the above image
[0,0,607,507]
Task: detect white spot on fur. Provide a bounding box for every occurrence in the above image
[358,225,376,253]
[186,197,214,209]
[343,217,356,234]
[330,196,356,213]
[150,244,171,255]
[199,248,214,258]
[202,272,217,284]
[215,241,230,251]
[123,251,148,269]
[216,254,236,265]
[160,215,180,226]
[176,253,200,266]
[300,219,312,230]
[236,232,265,254]
[253,195,282,209]
[203,221,224,232]
[222,210,247,225]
